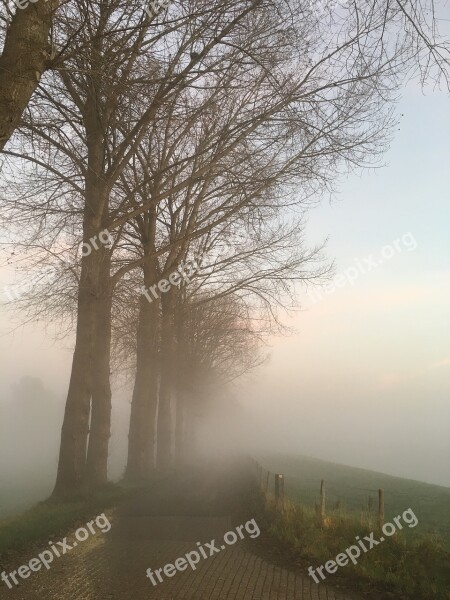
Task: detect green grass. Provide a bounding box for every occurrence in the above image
[257,453,450,547]
[251,492,450,600]
[0,483,129,557]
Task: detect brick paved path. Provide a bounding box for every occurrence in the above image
[2,466,361,600]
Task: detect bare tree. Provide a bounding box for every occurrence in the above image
[0,0,58,151]
[173,291,265,459]
[1,0,448,495]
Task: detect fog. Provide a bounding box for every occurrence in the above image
[1,86,449,518]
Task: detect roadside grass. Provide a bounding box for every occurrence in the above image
[0,466,212,561]
[0,483,130,558]
[257,453,450,548]
[250,487,450,600]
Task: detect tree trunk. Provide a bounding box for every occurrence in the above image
[125,293,159,481]
[0,1,56,151]
[53,105,106,497]
[174,389,186,463]
[52,244,101,496]
[156,288,176,469]
[183,403,196,462]
[126,218,160,482]
[85,248,112,488]
[174,304,187,463]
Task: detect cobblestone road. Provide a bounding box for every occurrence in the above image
[2,466,362,600]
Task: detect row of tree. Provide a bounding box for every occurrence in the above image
[1,0,448,496]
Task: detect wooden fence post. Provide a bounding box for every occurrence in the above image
[320,479,325,522]
[275,474,285,509]
[378,489,384,527]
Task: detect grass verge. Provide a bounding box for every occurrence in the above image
[0,483,130,559]
[248,485,450,600]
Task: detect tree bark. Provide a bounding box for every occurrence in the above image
[156,288,176,469]
[85,247,112,488]
[0,1,56,151]
[174,389,186,463]
[182,403,196,462]
[126,214,160,482]
[52,243,101,496]
[174,303,187,463]
[53,103,106,497]
[125,292,159,481]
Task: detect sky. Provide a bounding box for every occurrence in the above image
[240,84,450,487]
[0,82,449,496]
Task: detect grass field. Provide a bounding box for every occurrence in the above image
[0,484,130,557]
[256,453,450,547]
